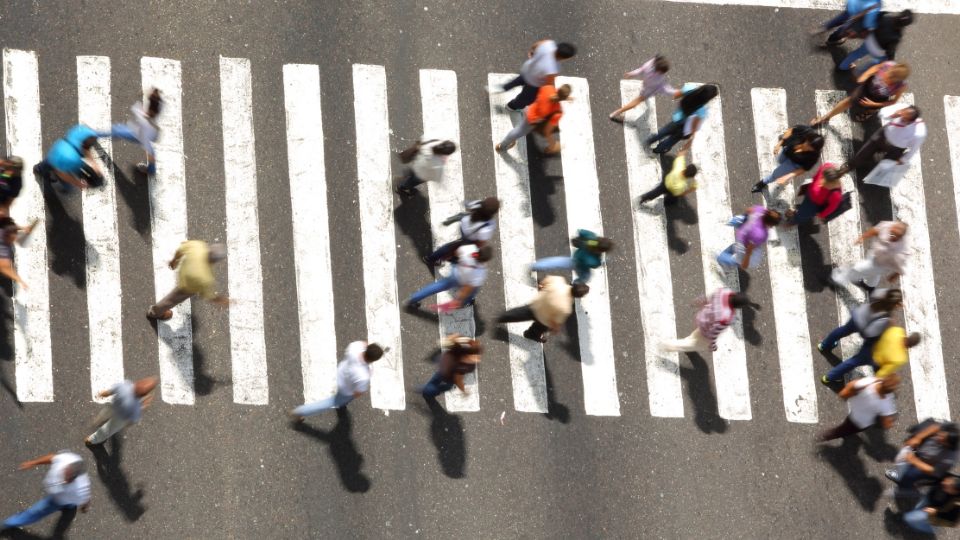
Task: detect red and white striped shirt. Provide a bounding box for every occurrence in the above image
[695,289,735,352]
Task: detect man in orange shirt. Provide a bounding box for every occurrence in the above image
[496,84,571,155]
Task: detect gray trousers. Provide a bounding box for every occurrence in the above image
[499,115,535,148]
[148,287,193,317]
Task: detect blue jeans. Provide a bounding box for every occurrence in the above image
[531,255,593,283]
[838,42,884,71]
[421,371,454,399]
[717,243,763,269]
[292,390,354,417]
[646,119,686,154]
[762,151,801,185]
[821,317,857,350]
[408,275,478,305]
[98,124,155,158]
[903,496,936,534]
[3,495,76,528]
[823,11,850,42]
[825,338,877,381]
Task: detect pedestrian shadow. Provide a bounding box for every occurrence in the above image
[88,436,146,522]
[393,188,434,264]
[542,358,570,424]
[527,143,562,228]
[97,147,151,237]
[862,427,900,463]
[41,188,86,289]
[796,225,829,293]
[291,407,371,493]
[560,313,582,361]
[679,352,729,434]
[190,314,221,397]
[738,290,763,347]
[0,507,76,540]
[471,302,487,337]
[855,179,894,226]
[0,281,12,362]
[425,397,466,479]
[663,197,698,255]
[816,434,884,511]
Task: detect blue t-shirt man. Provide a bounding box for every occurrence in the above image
[46,124,97,176]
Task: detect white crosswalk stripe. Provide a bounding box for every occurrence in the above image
[4,54,960,424]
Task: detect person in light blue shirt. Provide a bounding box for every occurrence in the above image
[33,124,103,192]
[820,0,882,45]
[645,83,717,155]
[84,376,158,446]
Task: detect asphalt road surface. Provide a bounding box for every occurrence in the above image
[1,1,960,538]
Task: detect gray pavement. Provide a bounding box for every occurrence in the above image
[1,0,960,538]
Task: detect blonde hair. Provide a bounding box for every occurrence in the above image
[887,63,911,83]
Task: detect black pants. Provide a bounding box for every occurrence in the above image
[818,416,867,441]
[503,75,540,111]
[639,181,679,204]
[497,305,550,340]
[646,120,687,154]
[846,130,906,173]
[399,171,424,191]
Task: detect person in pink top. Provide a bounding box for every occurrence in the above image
[659,288,755,353]
[786,163,845,227]
[717,206,782,271]
[608,55,679,122]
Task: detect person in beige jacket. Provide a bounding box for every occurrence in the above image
[495,276,589,343]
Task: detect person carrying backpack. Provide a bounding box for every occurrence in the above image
[818,287,901,384]
[751,124,824,194]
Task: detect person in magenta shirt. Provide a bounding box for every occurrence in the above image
[717,206,781,270]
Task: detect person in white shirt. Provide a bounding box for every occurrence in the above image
[831,220,909,290]
[396,139,457,197]
[496,276,589,343]
[407,244,492,310]
[85,376,158,446]
[489,40,577,112]
[818,374,899,441]
[838,104,925,179]
[289,341,384,422]
[3,451,91,530]
[97,88,163,175]
[423,197,499,267]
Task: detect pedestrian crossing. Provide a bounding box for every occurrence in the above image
[2,48,959,424]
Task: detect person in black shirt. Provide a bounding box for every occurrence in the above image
[903,475,960,534]
[0,156,24,217]
[752,125,824,193]
[839,10,913,72]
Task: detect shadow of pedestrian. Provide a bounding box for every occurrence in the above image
[0,281,15,361]
[816,434,884,511]
[679,353,729,434]
[797,226,829,293]
[542,359,570,424]
[863,427,900,463]
[738,294,763,347]
[471,302,486,337]
[190,314,221,397]
[393,188,434,266]
[425,397,466,479]
[0,506,76,540]
[291,407,371,493]
[97,147,151,237]
[41,188,86,289]
[88,436,146,522]
[559,313,581,361]
[527,143,561,228]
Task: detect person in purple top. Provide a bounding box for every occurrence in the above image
[717,206,781,271]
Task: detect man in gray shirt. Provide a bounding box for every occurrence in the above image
[490,40,577,112]
[85,376,158,446]
[818,288,901,384]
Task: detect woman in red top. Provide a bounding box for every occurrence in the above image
[786,162,843,227]
[496,84,571,155]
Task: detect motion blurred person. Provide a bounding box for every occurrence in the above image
[496,83,571,155]
[2,451,90,531]
[830,220,908,290]
[146,240,229,321]
[784,163,845,227]
[609,55,678,122]
[836,104,925,185]
[637,148,698,206]
[395,139,456,197]
[886,422,960,497]
[33,124,104,192]
[838,9,913,71]
[530,229,613,285]
[408,244,491,310]
[818,374,900,442]
[489,40,576,112]
[818,288,903,384]
[811,61,908,125]
[0,217,36,291]
[816,0,882,46]
[646,83,718,155]
[288,341,384,421]
[423,197,499,267]
[85,376,159,446]
[659,288,754,353]
[751,125,824,193]
[98,88,163,175]
[717,206,782,271]
[900,474,960,534]
[496,277,589,343]
[420,334,482,400]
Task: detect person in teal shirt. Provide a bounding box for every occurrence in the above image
[33,124,103,192]
[530,229,614,284]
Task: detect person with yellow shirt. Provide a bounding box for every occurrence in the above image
[146,240,229,321]
[637,148,698,207]
[873,326,921,378]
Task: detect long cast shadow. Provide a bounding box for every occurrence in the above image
[527,140,562,228]
[679,352,728,434]
[42,187,86,289]
[542,358,570,424]
[97,145,151,237]
[291,407,371,493]
[190,314,220,397]
[88,436,146,522]
[796,223,829,293]
[425,397,466,478]
[393,187,434,264]
[816,433,884,511]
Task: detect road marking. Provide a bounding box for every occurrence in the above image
[488,74,548,414]
[750,88,817,423]
[142,57,194,405]
[619,81,683,418]
[353,64,405,410]
[219,57,268,405]
[556,76,620,417]
[653,0,960,16]
[282,64,339,404]
[2,49,52,402]
[420,69,479,412]
[815,91,866,362]
[689,84,751,420]
[77,56,123,403]
[891,94,949,420]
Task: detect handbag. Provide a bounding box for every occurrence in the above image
[399,139,438,164]
[822,192,852,223]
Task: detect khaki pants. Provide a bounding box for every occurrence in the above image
[148,287,193,317]
[660,328,710,353]
[88,406,130,444]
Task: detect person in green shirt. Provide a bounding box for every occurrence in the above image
[530,229,614,284]
[638,148,698,207]
[146,240,229,320]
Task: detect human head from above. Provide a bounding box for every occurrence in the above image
[363,343,384,363]
[207,243,227,264]
[554,84,573,102]
[0,218,18,244]
[653,55,670,74]
[471,197,501,222]
[134,376,159,398]
[147,88,164,119]
[433,141,457,156]
[761,209,782,227]
[936,423,960,450]
[555,42,577,61]
[571,282,590,298]
[887,221,908,241]
[62,458,87,483]
[680,84,718,116]
[879,373,901,394]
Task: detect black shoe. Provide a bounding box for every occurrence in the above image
[751,181,765,194]
[854,279,875,294]
[505,104,522,113]
[522,329,547,343]
[421,255,438,267]
[404,300,421,311]
[395,185,415,198]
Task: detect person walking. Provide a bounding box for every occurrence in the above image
[489,40,576,112]
[420,334,482,400]
[830,220,908,290]
[608,55,678,122]
[146,240,229,321]
[838,104,925,190]
[810,61,909,125]
[395,139,456,197]
[496,277,589,343]
[496,84,571,155]
[659,288,754,353]
[784,163,845,227]
[408,244,492,310]
[0,156,24,217]
[2,451,91,531]
[637,148,698,206]
[750,125,824,193]
[717,206,782,271]
[0,217,36,291]
[815,0,882,46]
[886,421,960,498]
[33,124,104,192]
[818,288,901,384]
[84,376,158,446]
[646,83,718,155]
[530,229,614,285]
[838,10,913,71]
[423,197,500,267]
[98,88,163,175]
[872,326,921,378]
[900,475,960,534]
[288,341,384,421]
[818,373,900,442]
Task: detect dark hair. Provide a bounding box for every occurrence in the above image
[807,134,825,153]
[762,209,782,227]
[364,343,384,363]
[684,164,698,178]
[874,288,903,310]
[941,423,960,450]
[147,88,163,118]
[475,244,493,263]
[680,84,718,117]
[0,217,17,236]
[906,332,922,348]
[450,337,483,357]
[594,237,614,253]
[472,197,501,221]
[556,84,572,101]
[571,282,590,298]
[904,105,921,121]
[433,141,456,155]
[823,166,843,182]
[653,55,670,74]
[730,293,752,309]
[81,136,98,151]
[896,9,914,28]
[556,42,577,60]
